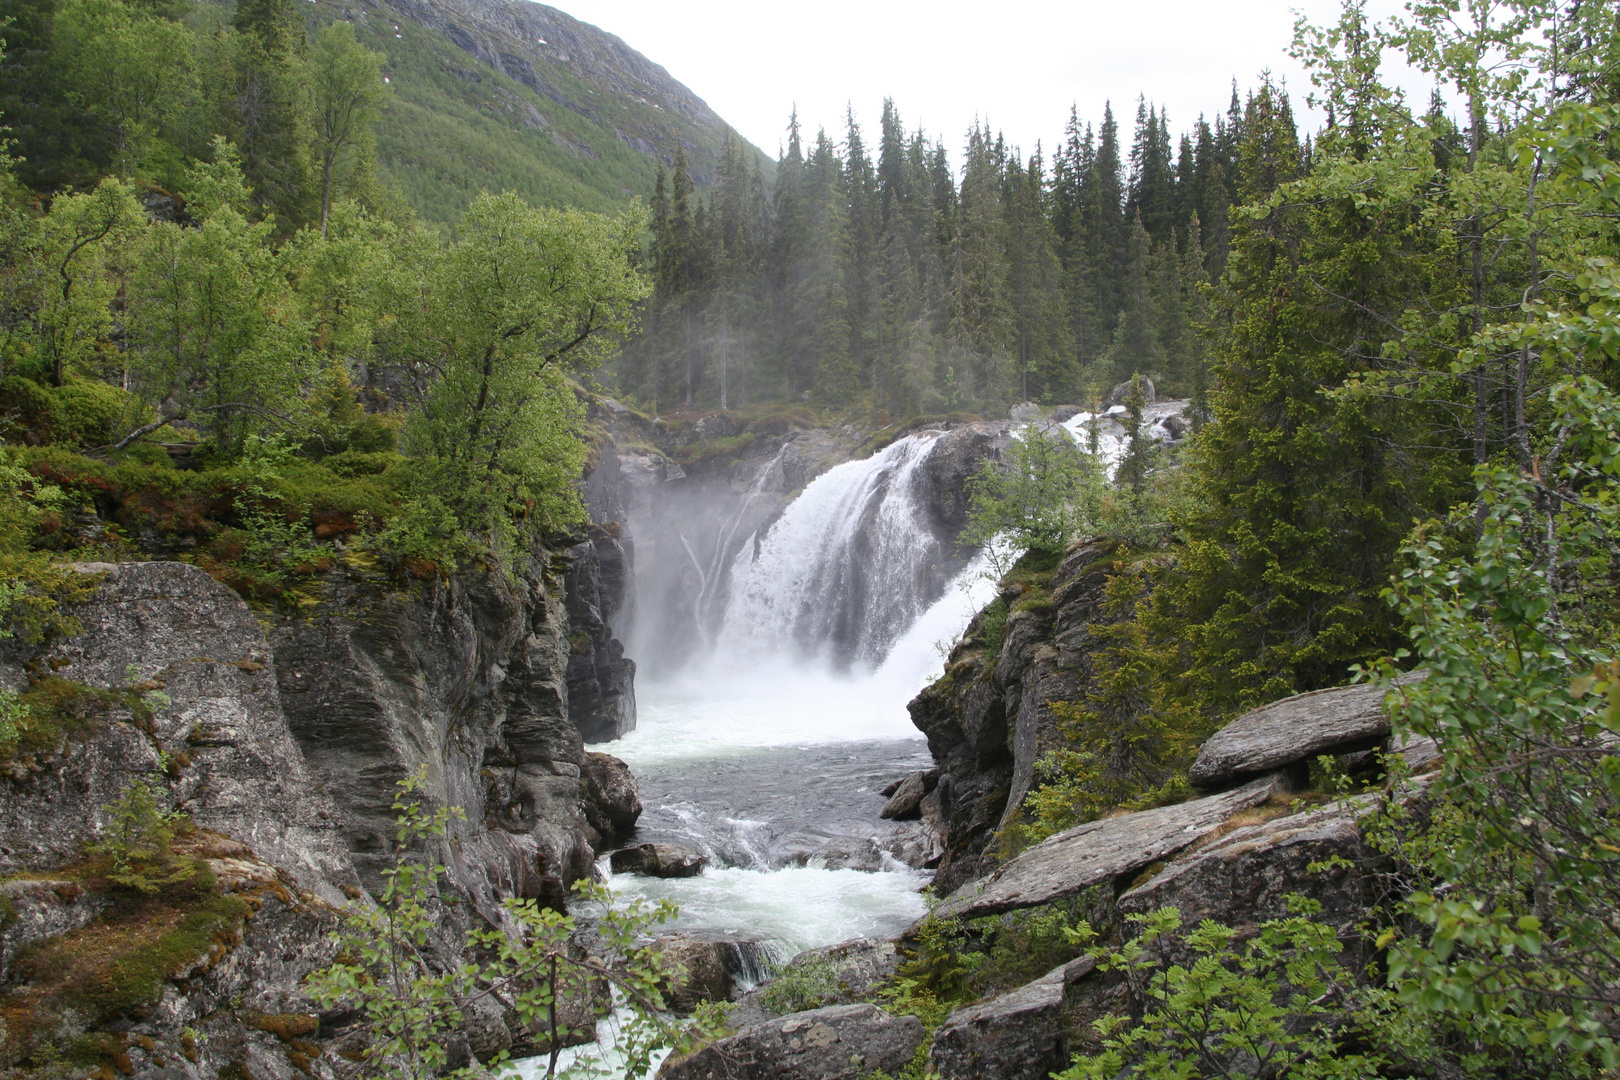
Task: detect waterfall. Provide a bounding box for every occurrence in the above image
[713,432,956,670]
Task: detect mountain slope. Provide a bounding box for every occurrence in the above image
[323,0,769,226]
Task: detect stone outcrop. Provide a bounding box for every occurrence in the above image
[653,934,769,1013]
[908,539,1125,894]
[0,562,357,902]
[564,524,636,742]
[1118,794,1385,946]
[268,547,637,918]
[933,775,1284,921]
[0,555,640,1080]
[929,957,1095,1080]
[660,1003,924,1080]
[879,769,935,820]
[1188,672,1426,788]
[610,841,707,878]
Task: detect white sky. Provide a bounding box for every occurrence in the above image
[555,0,1434,164]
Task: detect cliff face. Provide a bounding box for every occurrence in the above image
[268,544,635,916]
[0,552,637,1079]
[908,540,1121,895]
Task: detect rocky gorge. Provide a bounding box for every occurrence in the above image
[0,388,1431,1080]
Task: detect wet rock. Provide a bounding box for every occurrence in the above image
[1051,405,1083,424]
[660,1003,924,1080]
[563,523,637,743]
[1009,402,1044,422]
[1188,673,1426,788]
[797,832,933,872]
[610,842,706,878]
[582,752,641,840]
[879,769,936,820]
[929,956,1095,1080]
[933,775,1284,921]
[729,938,903,1031]
[654,934,757,1013]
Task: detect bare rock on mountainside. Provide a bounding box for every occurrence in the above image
[1188,672,1426,788]
[932,774,1285,921]
[930,956,1095,1080]
[659,1003,924,1080]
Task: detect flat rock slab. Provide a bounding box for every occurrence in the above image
[934,775,1282,921]
[930,956,1094,1080]
[659,1003,924,1080]
[1189,673,1425,788]
[1119,794,1383,938]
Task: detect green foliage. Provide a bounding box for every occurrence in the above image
[87,778,198,895]
[1363,375,1620,1074]
[307,768,725,1080]
[961,424,1104,574]
[761,955,841,1014]
[897,896,1094,1007]
[1056,899,1388,1080]
[392,192,648,567]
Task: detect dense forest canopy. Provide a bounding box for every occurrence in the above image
[616,91,1251,415]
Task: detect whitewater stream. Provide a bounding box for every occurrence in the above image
[510,412,1180,1074]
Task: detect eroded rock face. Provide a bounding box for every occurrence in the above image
[1188,673,1425,789]
[930,957,1095,1080]
[0,562,358,904]
[1118,794,1384,948]
[582,751,642,840]
[933,775,1284,921]
[564,524,637,742]
[660,1003,924,1080]
[907,540,1128,894]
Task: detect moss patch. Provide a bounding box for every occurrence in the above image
[2,675,152,763]
[1,883,250,1070]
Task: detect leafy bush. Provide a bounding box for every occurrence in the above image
[761,955,841,1015]
[1056,899,1390,1080]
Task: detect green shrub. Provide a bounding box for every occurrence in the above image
[761,955,842,1014]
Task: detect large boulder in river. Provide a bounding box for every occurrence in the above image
[1188,672,1425,788]
[582,751,642,840]
[930,956,1095,1080]
[933,774,1284,921]
[879,769,936,820]
[660,1003,924,1080]
[611,842,707,877]
[654,934,770,1013]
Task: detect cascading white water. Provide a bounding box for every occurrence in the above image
[715,432,952,669]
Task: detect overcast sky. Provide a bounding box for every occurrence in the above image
[555,0,1431,164]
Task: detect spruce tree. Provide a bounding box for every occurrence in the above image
[233,0,313,227]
